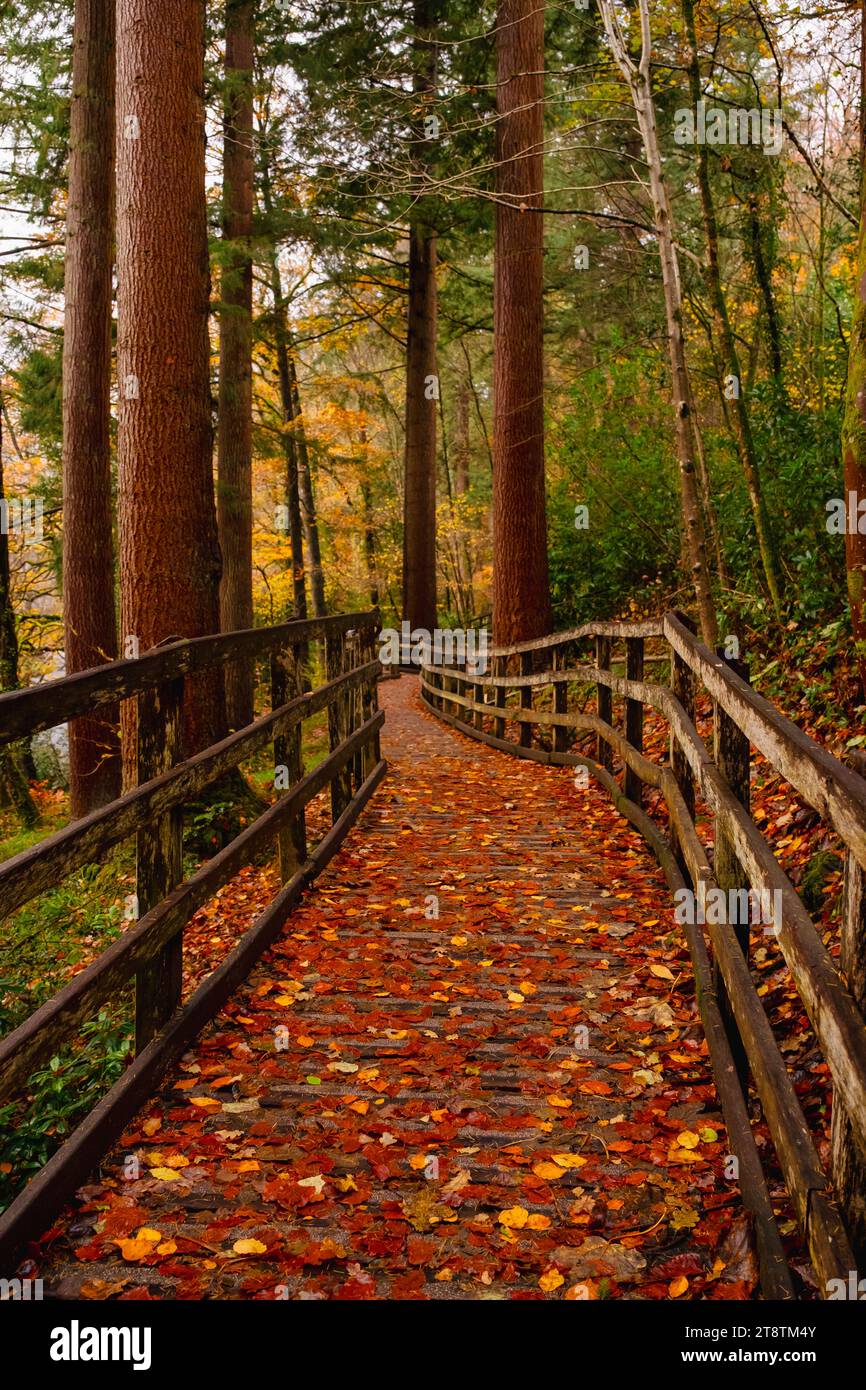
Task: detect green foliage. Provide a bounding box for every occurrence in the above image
[0,1008,132,1212]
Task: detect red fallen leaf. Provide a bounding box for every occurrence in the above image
[407,1236,436,1265]
[391,1270,427,1298]
[579,1080,612,1095]
[336,1276,377,1301]
[653,1253,705,1280]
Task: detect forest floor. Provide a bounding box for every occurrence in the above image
[27,675,764,1301]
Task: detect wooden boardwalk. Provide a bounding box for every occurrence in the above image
[34,676,746,1301]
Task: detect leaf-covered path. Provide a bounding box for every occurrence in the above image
[35,676,751,1300]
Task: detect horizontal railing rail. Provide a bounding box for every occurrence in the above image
[421,611,866,1299]
[0,610,385,1267]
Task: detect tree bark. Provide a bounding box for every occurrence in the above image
[116,0,225,763]
[492,0,552,646]
[841,157,866,696]
[290,356,327,618]
[217,0,255,729]
[269,250,308,625]
[62,0,121,817]
[402,0,438,635]
[0,404,39,827]
[599,0,717,645]
[681,0,781,616]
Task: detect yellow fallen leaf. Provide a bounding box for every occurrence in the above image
[669,1275,689,1297]
[409,1154,430,1170]
[233,1238,267,1255]
[149,1168,182,1182]
[526,1213,552,1230]
[189,1096,220,1109]
[519,981,537,995]
[546,1094,572,1109]
[677,1131,700,1149]
[650,963,675,981]
[142,1117,161,1137]
[533,1161,566,1181]
[297,1036,316,1048]
[507,991,525,1004]
[450,936,468,947]
[551,1153,587,1169]
[156,1240,177,1256]
[498,1206,529,1229]
[539,1269,565,1292]
[118,1238,156,1261]
[136,1227,162,1243]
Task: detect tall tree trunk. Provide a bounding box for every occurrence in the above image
[360,425,379,607]
[492,0,552,646]
[269,250,308,625]
[402,0,438,635]
[0,404,39,827]
[290,357,327,618]
[599,0,717,645]
[217,0,255,729]
[681,0,781,616]
[116,0,225,762]
[453,377,470,495]
[62,0,121,817]
[841,157,866,696]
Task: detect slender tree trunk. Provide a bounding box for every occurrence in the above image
[492,0,552,646]
[360,426,379,607]
[599,0,717,645]
[453,378,470,495]
[0,407,39,826]
[746,192,785,392]
[116,0,225,762]
[62,0,121,816]
[217,0,255,728]
[681,0,781,616]
[269,250,308,625]
[402,0,438,634]
[290,357,327,617]
[841,158,866,696]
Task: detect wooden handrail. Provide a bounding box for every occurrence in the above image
[0,609,379,746]
[420,614,866,1297]
[0,613,385,1269]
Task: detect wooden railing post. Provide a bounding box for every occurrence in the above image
[493,656,506,739]
[831,749,866,1261]
[669,616,696,875]
[624,636,644,803]
[360,625,380,775]
[519,651,533,747]
[713,649,751,1089]
[271,644,306,880]
[134,657,184,1052]
[595,635,612,770]
[553,644,569,755]
[326,633,353,820]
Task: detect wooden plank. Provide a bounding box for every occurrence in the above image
[624,636,644,804]
[271,647,306,880]
[665,610,866,872]
[595,635,612,771]
[0,758,388,1269]
[493,656,506,739]
[664,687,866,1169]
[0,609,379,747]
[0,661,377,920]
[712,650,751,1089]
[0,710,385,1103]
[134,669,184,1052]
[489,618,663,660]
[519,651,533,748]
[326,635,353,821]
